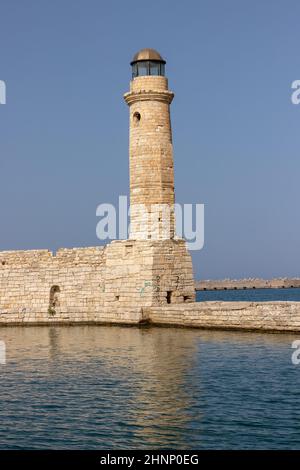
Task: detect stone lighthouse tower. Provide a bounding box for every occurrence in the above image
[124,48,175,240]
[104,49,195,318]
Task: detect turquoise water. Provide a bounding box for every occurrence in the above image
[0,312,300,449]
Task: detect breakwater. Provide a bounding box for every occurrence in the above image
[195,278,300,291]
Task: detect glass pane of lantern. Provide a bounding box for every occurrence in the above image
[132,63,138,78]
[160,63,165,76]
[137,61,148,76]
[150,61,159,75]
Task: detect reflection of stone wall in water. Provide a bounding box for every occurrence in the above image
[0,325,200,448]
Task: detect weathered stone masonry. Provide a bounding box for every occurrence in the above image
[145,302,300,332]
[0,243,300,331]
[0,239,195,324]
[0,247,105,323]
[124,75,176,240]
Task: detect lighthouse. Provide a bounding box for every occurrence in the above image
[124,48,175,240]
[104,49,195,314]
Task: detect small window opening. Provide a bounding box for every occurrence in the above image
[125,244,133,256]
[49,285,60,315]
[166,291,172,304]
[133,112,141,124]
[115,295,120,301]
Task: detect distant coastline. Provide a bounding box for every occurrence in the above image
[195,278,300,291]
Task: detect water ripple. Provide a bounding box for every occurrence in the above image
[0,325,299,449]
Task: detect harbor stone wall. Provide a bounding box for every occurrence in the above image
[145,301,300,332]
[0,247,106,323]
[0,243,299,333]
[0,239,195,324]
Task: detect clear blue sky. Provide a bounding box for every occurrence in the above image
[0,0,299,279]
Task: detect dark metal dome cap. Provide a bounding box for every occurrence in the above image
[131,48,166,65]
